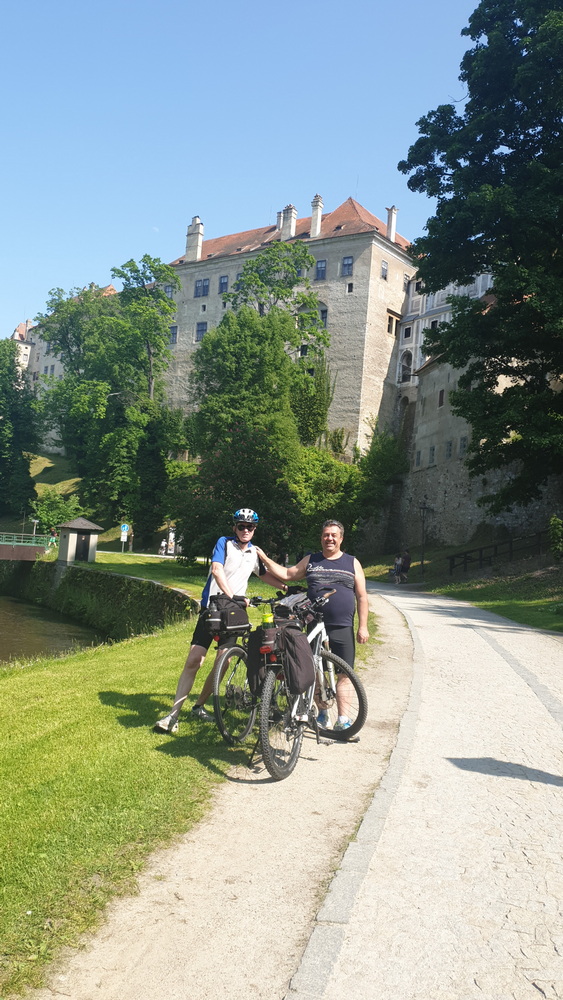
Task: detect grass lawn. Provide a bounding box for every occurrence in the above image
[0,624,251,995]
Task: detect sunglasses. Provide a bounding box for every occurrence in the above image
[236,523,255,531]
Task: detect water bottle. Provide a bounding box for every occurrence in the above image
[261,605,274,626]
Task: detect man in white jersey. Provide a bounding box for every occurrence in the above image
[154,508,284,734]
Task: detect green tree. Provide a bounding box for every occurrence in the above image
[398,1,563,511]
[224,241,326,340]
[36,260,186,526]
[0,340,38,516]
[291,354,335,446]
[289,448,362,551]
[30,487,83,532]
[358,423,409,515]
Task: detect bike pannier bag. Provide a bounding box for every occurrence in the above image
[206,595,250,637]
[277,624,315,695]
[245,629,267,696]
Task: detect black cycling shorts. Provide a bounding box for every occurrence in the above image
[325,625,355,669]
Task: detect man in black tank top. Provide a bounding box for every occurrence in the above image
[255,519,369,667]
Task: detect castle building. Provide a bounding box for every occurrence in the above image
[165,196,417,451]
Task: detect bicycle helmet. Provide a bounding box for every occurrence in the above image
[233,508,259,524]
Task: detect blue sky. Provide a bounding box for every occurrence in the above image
[1,0,477,337]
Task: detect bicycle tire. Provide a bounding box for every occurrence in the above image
[212,644,257,746]
[316,649,367,741]
[259,668,303,781]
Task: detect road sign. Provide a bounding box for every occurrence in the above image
[120,531,128,543]
[121,523,129,533]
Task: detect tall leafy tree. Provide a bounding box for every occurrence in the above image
[398,1,563,511]
[0,340,38,516]
[36,258,185,526]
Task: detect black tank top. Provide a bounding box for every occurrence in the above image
[306,552,356,627]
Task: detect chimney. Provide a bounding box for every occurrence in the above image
[386,205,397,243]
[281,204,297,240]
[276,210,283,231]
[185,216,204,261]
[310,194,323,239]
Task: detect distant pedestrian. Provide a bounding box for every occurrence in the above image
[400,548,411,584]
[159,539,166,556]
[393,554,402,585]
[48,529,58,548]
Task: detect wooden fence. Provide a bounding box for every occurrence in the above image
[447,531,549,575]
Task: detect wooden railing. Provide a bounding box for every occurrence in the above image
[447,531,549,575]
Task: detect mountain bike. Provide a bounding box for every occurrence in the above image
[212,590,368,780]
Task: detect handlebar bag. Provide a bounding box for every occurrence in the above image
[206,595,250,637]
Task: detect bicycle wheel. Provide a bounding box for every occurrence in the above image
[212,644,257,746]
[259,668,303,781]
[315,649,367,741]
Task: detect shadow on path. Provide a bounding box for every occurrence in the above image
[448,756,563,786]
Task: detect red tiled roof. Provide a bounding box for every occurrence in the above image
[170,197,410,265]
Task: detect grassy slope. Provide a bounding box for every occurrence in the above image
[365,550,563,634]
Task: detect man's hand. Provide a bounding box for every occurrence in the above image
[357,625,369,644]
[254,545,266,559]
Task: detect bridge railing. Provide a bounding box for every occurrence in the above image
[447,531,549,575]
[0,533,51,547]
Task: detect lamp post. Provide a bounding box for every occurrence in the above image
[419,499,434,578]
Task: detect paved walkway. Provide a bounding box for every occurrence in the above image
[287,584,563,1000]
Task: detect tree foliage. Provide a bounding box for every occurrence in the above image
[358,423,409,515]
[36,259,186,528]
[30,486,83,532]
[0,340,38,516]
[399,1,563,511]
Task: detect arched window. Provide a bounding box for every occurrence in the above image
[400,351,412,383]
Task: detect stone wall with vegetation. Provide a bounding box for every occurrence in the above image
[0,561,198,640]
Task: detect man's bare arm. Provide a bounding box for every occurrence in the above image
[353,558,370,643]
[255,548,309,583]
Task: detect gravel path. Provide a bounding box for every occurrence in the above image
[288,585,563,1000]
[32,593,412,1000]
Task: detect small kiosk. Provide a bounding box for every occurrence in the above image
[57,517,105,566]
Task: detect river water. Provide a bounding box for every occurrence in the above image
[0,595,104,664]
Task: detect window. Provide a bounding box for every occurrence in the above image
[315,259,327,281]
[43,365,48,374]
[459,436,468,458]
[342,256,353,276]
[415,279,423,292]
[403,326,412,340]
[381,260,388,280]
[387,316,395,335]
[347,282,354,293]
[400,351,412,383]
[296,268,303,278]
[219,275,228,294]
[320,308,328,328]
[300,345,308,357]
[194,278,209,297]
[415,450,421,468]
[445,440,453,460]
[50,364,55,375]
[429,445,435,465]
[438,389,445,407]
[403,273,410,291]
[195,322,207,342]
[201,304,206,312]
[45,341,51,354]
[164,285,174,299]
[169,325,178,345]
[32,372,39,382]
[430,320,438,331]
